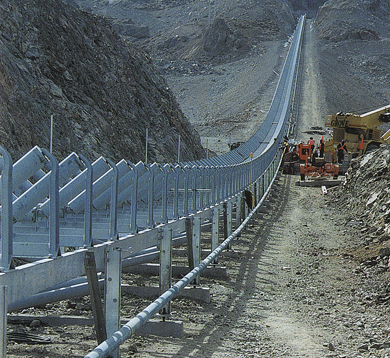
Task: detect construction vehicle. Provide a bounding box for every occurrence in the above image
[282,139,340,185]
[323,104,390,157]
[299,153,339,181]
[282,142,311,174]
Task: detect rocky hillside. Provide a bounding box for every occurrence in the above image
[0,0,205,163]
[76,0,298,66]
[333,144,390,240]
[316,0,390,42]
[312,0,390,114]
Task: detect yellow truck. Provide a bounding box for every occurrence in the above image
[324,104,390,158]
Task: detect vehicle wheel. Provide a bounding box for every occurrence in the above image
[333,175,338,179]
[300,173,305,181]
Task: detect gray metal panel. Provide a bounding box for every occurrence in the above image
[12,153,84,222]
[38,156,109,217]
[0,146,47,204]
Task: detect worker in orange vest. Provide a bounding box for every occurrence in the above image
[319,138,324,157]
[308,137,315,151]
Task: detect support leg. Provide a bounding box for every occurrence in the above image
[159,228,172,318]
[186,217,201,285]
[105,248,122,358]
[85,251,106,344]
[224,202,232,250]
[211,207,220,264]
[0,286,6,357]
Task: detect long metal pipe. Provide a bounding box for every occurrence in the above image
[84,154,282,358]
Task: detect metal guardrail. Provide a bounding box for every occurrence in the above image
[0,15,304,356]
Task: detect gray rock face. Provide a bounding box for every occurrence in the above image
[334,144,390,236]
[0,0,205,163]
[315,0,390,42]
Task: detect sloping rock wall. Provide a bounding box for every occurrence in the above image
[334,144,390,238]
[0,0,205,163]
[316,0,390,42]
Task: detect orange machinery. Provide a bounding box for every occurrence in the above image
[299,154,339,181]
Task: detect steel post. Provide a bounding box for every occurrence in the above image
[211,206,220,264]
[159,228,172,317]
[224,201,232,250]
[105,247,122,358]
[129,163,139,234]
[162,165,169,224]
[186,216,201,286]
[0,286,6,358]
[199,167,204,209]
[235,194,243,228]
[183,167,189,216]
[192,216,201,285]
[0,147,13,271]
[191,166,196,212]
[147,165,155,228]
[78,154,93,247]
[105,159,118,240]
[85,251,106,344]
[173,167,180,220]
[42,149,60,258]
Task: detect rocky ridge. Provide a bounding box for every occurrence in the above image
[0,0,205,163]
[334,144,390,241]
[75,0,297,70]
[316,0,390,42]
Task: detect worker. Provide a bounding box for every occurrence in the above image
[337,139,347,164]
[311,149,318,166]
[319,139,324,157]
[308,137,315,151]
[244,190,253,209]
[292,147,299,161]
[283,140,289,154]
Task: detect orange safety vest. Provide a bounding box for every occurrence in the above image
[308,139,314,146]
[338,143,346,151]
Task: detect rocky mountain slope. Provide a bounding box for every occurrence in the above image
[78,0,298,65]
[334,144,390,240]
[0,0,205,163]
[312,0,390,237]
[314,0,390,114]
[316,0,390,42]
